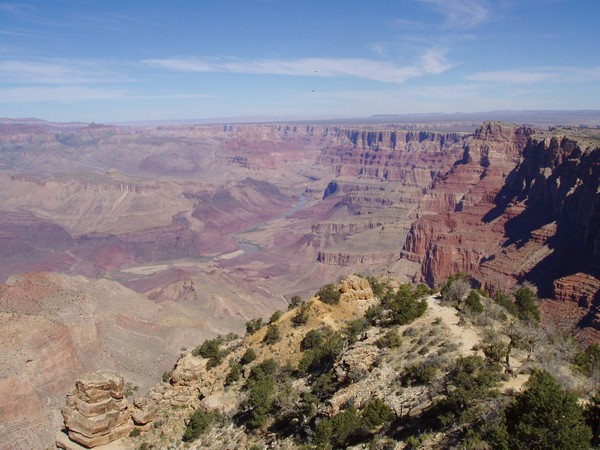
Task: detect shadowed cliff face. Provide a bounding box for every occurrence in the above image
[401,123,533,286]
[493,136,600,280]
[485,135,600,333]
[400,123,600,337]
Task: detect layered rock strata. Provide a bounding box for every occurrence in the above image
[59,371,133,448]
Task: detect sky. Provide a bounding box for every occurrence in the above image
[0,0,599,122]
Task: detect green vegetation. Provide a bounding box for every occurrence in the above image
[366,281,428,327]
[182,408,222,442]
[192,338,223,369]
[154,276,599,449]
[269,309,283,324]
[504,370,591,449]
[245,317,264,335]
[464,290,484,313]
[403,359,439,386]
[288,295,302,310]
[316,283,342,305]
[291,301,310,326]
[493,290,518,316]
[244,359,279,429]
[360,398,395,430]
[240,347,257,365]
[376,328,402,349]
[472,371,592,450]
[301,329,324,350]
[574,343,600,378]
[514,285,540,323]
[435,355,502,426]
[225,362,242,386]
[314,399,395,449]
[343,317,370,344]
[297,328,343,375]
[263,324,281,345]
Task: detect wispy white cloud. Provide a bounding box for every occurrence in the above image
[0,85,128,103]
[367,43,388,56]
[466,66,600,84]
[142,52,452,84]
[0,58,129,84]
[416,0,490,29]
[421,49,452,74]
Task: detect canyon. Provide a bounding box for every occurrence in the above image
[0,117,599,448]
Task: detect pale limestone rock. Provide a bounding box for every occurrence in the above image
[131,394,156,426]
[59,370,137,448]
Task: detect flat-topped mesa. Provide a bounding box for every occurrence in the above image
[57,370,154,449]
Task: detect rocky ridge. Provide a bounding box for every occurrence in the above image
[78,275,598,449]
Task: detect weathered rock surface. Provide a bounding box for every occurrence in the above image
[60,371,133,448]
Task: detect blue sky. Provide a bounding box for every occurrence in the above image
[1,0,599,122]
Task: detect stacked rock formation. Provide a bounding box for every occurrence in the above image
[58,371,133,448]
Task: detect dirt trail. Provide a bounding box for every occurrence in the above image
[425,295,481,355]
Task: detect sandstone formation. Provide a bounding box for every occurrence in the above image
[59,371,133,448]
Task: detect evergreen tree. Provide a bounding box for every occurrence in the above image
[505,370,591,449]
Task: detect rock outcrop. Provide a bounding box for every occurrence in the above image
[58,371,133,448]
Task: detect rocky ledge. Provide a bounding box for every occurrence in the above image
[57,371,155,449]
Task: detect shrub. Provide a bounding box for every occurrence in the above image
[291,302,310,326]
[574,343,600,378]
[344,317,370,344]
[365,304,384,324]
[263,324,281,345]
[288,295,302,310]
[440,273,470,299]
[182,408,220,442]
[315,407,365,448]
[465,290,484,313]
[366,276,393,299]
[403,361,438,386]
[297,331,344,375]
[584,393,600,447]
[504,370,592,449]
[301,329,323,350]
[247,359,278,384]
[316,283,341,305]
[361,398,395,430]
[192,339,222,369]
[245,317,264,334]
[311,372,339,400]
[269,310,283,324]
[482,342,508,363]
[162,370,172,383]
[442,279,470,303]
[240,348,257,365]
[435,355,502,426]
[389,293,427,325]
[225,362,242,386]
[494,290,518,316]
[514,285,540,323]
[376,328,402,349]
[129,428,141,437]
[244,359,279,429]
